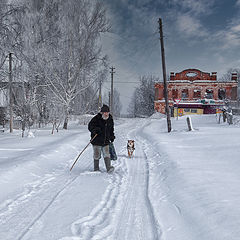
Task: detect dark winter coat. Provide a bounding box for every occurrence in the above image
[88,113,115,146]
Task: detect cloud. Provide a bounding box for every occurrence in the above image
[176,14,207,37]
[214,20,240,49]
[102,0,240,110]
[171,0,216,16]
[231,24,240,32]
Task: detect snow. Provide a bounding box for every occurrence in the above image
[1,115,240,239]
[149,112,166,119]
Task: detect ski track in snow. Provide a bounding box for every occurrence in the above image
[0,131,92,240]
[0,148,33,151]
[0,168,90,240]
[61,119,163,240]
[0,153,91,226]
[16,175,79,240]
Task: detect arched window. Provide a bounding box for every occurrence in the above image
[181,89,188,100]
[193,89,201,99]
[172,89,178,100]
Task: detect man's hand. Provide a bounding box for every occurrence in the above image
[110,136,115,142]
[92,127,101,135]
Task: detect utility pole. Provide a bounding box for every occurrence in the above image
[108,91,111,107]
[158,18,171,132]
[110,66,115,115]
[98,80,102,111]
[9,53,13,133]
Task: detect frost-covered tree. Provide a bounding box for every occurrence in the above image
[0,0,25,87]
[0,0,110,131]
[102,88,122,117]
[19,0,109,129]
[113,88,122,117]
[0,0,24,59]
[220,68,240,101]
[220,68,240,82]
[128,75,158,117]
[127,90,138,117]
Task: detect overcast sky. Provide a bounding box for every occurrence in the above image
[100,0,240,113]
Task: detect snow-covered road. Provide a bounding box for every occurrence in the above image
[1,115,240,240]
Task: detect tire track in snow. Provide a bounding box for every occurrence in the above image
[112,130,162,240]
[69,147,128,240]
[61,119,163,240]
[62,120,136,240]
[141,141,163,239]
[80,119,162,239]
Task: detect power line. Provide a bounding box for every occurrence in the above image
[102,86,135,100]
[105,81,139,83]
[101,31,160,73]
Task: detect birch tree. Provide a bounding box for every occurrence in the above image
[20,0,109,129]
[0,0,24,58]
[113,88,122,117]
[220,68,240,82]
[128,75,157,117]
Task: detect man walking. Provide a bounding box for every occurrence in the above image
[88,104,115,173]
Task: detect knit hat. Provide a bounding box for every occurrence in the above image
[101,104,110,112]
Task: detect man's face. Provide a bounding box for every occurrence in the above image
[102,112,109,120]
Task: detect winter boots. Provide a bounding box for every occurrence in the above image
[94,160,100,171]
[94,158,114,173]
[104,157,114,173]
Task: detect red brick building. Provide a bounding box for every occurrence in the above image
[154,69,238,114]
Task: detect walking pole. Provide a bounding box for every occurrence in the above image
[70,134,97,171]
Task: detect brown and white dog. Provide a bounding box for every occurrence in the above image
[127,140,135,158]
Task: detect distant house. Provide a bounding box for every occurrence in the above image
[154,69,238,116]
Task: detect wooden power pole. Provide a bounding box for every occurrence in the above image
[158,18,171,132]
[110,66,115,115]
[98,80,102,111]
[9,53,13,133]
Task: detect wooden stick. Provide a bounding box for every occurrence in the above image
[70,134,97,171]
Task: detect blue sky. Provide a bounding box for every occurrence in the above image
[101,0,240,112]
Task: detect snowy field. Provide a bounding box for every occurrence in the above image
[1,114,240,240]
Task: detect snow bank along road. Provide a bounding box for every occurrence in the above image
[1,115,240,240]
